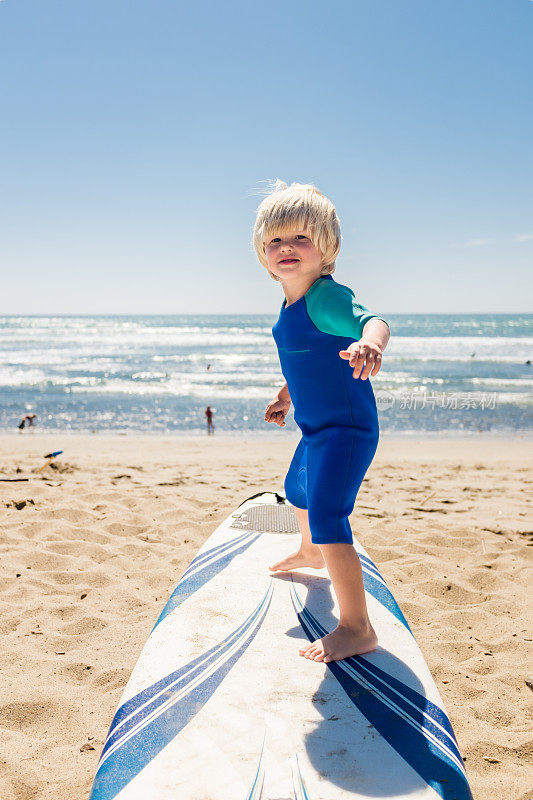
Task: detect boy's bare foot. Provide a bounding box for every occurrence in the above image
[269,547,325,572]
[298,622,378,663]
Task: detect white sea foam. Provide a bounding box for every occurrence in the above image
[384,337,532,362]
[68,380,279,399]
[1,314,531,432]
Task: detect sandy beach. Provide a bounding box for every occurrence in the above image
[0,432,531,800]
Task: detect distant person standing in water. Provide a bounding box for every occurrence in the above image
[18,413,37,431]
[205,406,214,435]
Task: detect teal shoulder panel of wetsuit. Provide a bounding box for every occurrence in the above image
[305,277,390,340]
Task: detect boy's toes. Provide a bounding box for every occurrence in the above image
[308,641,325,660]
[299,638,329,661]
[299,643,314,658]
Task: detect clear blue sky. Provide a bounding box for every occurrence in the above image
[1,0,531,314]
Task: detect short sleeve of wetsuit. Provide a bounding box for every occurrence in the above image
[305,279,390,341]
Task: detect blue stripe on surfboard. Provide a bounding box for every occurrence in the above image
[181,529,257,579]
[246,737,266,800]
[247,765,265,800]
[292,753,311,800]
[290,583,473,800]
[100,606,262,762]
[360,566,413,634]
[354,550,413,634]
[358,551,388,584]
[291,586,463,766]
[99,581,272,764]
[152,530,261,630]
[90,581,273,800]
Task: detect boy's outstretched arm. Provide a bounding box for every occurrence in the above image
[361,318,390,351]
[339,319,390,380]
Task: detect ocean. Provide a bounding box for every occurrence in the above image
[1,314,531,435]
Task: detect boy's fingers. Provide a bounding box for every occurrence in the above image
[370,354,382,376]
[339,347,385,380]
[359,351,373,372]
[348,348,363,365]
[350,354,365,373]
[339,349,359,361]
[352,354,371,379]
[359,353,377,380]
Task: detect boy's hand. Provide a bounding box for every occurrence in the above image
[339,338,383,380]
[265,396,291,427]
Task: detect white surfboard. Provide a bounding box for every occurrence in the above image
[89,491,473,800]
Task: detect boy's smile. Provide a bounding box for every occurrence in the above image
[278,257,299,265]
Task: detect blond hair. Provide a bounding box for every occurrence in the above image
[253,180,341,281]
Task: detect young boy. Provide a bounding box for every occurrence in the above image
[253,180,390,664]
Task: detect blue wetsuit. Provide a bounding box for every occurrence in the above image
[271,274,389,545]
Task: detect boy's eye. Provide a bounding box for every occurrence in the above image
[268,234,307,244]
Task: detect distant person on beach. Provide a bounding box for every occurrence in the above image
[205,406,214,435]
[254,181,390,664]
[18,413,37,431]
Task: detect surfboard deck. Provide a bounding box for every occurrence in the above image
[89,492,473,800]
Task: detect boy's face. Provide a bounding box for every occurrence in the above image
[265,229,323,283]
